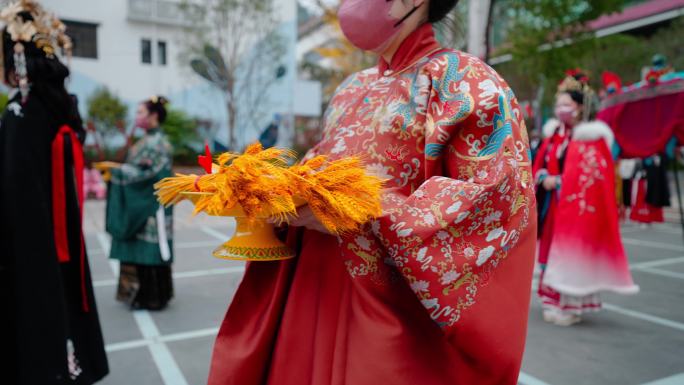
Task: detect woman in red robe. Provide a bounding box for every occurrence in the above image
[533,72,638,326]
[208,1,537,384]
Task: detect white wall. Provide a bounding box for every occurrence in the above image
[44,0,197,103]
[294,80,321,117]
[296,22,337,63]
[42,0,298,149]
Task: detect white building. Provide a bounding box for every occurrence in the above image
[296,12,338,72]
[39,0,304,149]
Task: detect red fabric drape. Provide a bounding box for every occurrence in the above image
[532,125,570,266]
[51,124,88,312]
[598,85,684,158]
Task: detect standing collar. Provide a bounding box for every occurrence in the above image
[377,23,442,76]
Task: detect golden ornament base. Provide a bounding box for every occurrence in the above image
[212,218,294,261]
[181,192,295,261]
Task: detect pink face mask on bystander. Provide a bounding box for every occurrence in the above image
[135,115,152,130]
[555,105,578,125]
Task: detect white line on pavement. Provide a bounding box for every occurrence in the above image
[622,238,684,252]
[531,278,684,333]
[96,232,119,276]
[95,231,189,385]
[621,227,646,234]
[630,257,684,269]
[201,225,233,242]
[172,266,245,279]
[603,303,684,332]
[105,338,150,353]
[89,240,218,257]
[93,266,246,287]
[641,225,684,235]
[159,327,219,344]
[105,327,219,353]
[654,227,684,236]
[174,240,221,249]
[104,323,552,385]
[104,324,554,385]
[133,311,189,385]
[641,373,684,385]
[622,224,684,235]
[88,238,217,250]
[92,279,117,288]
[635,267,684,280]
[518,372,553,385]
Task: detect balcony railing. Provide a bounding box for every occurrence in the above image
[127,0,191,27]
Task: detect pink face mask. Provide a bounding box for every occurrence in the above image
[338,0,421,52]
[135,115,151,130]
[555,106,578,125]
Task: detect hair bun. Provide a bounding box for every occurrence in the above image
[428,0,460,24]
[149,95,168,105]
[145,95,169,124]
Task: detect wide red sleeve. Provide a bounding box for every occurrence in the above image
[331,59,538,385]
[350,56,537,332]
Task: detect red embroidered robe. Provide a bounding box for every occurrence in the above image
[208,24,536,385]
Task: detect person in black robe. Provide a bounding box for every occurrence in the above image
[645,154,671,208]
[258,114,280,149]
[0,3,108,383]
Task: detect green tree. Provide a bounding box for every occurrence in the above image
[87,87,128,134]
[577,17,684,90]
[494,0,625,124]
[162,109,201,165]
[86,87,129,160]
[0,92,9,111]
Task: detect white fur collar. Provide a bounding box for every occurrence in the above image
[572,120,614,148]
[542,118,559,138]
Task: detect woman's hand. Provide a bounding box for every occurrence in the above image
[93,161,122,170]
[287,205,332,234]
[542,176,559,191]
[93,161,122,182]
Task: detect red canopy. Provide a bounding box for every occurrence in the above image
[597,79,684,158]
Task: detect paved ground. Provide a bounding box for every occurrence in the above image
[83,200,684,385]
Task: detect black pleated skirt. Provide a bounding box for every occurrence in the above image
[116,263,174,310]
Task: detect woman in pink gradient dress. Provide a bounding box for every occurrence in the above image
[533,71,639,326]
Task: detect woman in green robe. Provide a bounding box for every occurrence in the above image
[100,96,174,310]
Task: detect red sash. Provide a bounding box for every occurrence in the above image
[51,124,89,312]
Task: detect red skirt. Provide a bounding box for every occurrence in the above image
[208,229,534,385]
[630,179,664,223]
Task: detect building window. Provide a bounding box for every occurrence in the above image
[63,20,98,59]
[141,39,152,64]
[157,40,167,66]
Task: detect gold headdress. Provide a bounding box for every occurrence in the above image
[0,0,72,101]
[0,0,72,58]
[557,69,591,94]
[557,69,598,121]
